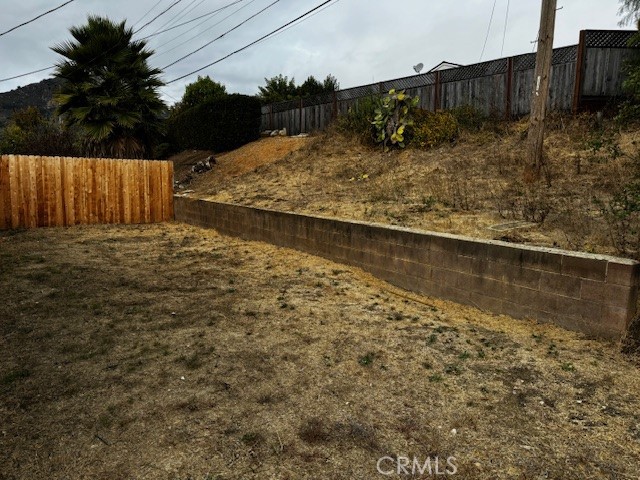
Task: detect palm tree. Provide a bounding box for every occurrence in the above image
[52,16,165,158]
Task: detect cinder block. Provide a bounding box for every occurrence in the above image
[580,279,635,309]
[486,243,523,266]
[469,292,503,313]
[427,249,459,270]
[506,266,542,289]
[606,262,640,287]
[432,267,460,288]
[457,239,488,259]
[602,303,634,331]
[539,271,581,298]
[430,235,459,254]
[561,255,607,281]
[553,295,603,323]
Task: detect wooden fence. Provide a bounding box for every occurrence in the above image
[261,30,639,135]
[0,155,174,229]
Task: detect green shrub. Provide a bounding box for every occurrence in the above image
[335,95,379,144]
[597,180,640,258]
[169,94,261,152]
[450,105,487,131]
[0,107,79,156]
[411,109,459,148]
[372,89,419,150]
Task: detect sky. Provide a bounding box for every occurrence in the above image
[0,0,629,105]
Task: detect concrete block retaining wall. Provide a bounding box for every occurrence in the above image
[174,196,640,339]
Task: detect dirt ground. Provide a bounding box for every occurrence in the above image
[176,115,640,259]
[2,223,640,479]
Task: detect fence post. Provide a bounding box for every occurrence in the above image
[332,90,338,120]
[379,82,384,95]
[299,97,303,135]
[572,30,587,114]
[434,71,441,111]
[269,104,273,130]
[505,57,514,119]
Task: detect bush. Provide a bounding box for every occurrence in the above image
[597,180,640,258]
[169,94,261,152]
[450,105,487,131]
[335,95,379,145]
[0,107,80,156]
[411,110,459,148]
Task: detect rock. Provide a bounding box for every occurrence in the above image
[278,128,287,136]
[270,130,279,137]
[261,130,273,137]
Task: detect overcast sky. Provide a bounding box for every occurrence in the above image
[0,0,628,104]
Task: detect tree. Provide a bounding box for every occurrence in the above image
[322,74,339,92]
[297,76,325,97]
[619,0,640,26]
[615,1,640,123]
[0,107,78,156]
[177,75,227,112]
[52,16,165,158]
[258,74,298,104]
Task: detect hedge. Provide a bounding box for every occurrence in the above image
[170,94,261,152]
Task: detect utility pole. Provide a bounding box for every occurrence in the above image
[526,0,557,181]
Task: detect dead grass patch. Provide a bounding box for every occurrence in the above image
[1,223,639,478]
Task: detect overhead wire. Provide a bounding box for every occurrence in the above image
[162,0,279,69]
[0,0,248,83]
[0,0,76,37]
[165,0,338,84]
[249,0,339,47]
[139,0,244,40]
[479,0,498,61]
[131,0,167,29]
[135,0,186,33]
[152,0,253,57]
[150,0,202,34]
[500,0,510,57]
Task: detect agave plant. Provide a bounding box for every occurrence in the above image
[52,16,166,158]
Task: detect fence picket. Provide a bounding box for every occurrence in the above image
[0,155,173,230]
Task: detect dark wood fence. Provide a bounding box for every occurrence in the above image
[0,155,174,229]
[261,30,638,135]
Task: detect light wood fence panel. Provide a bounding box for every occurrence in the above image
[0,155,173,230]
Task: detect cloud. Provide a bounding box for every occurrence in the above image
[0,0,624,104]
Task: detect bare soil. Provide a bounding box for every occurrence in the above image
[2,223,640,479]
[178,115,640,259]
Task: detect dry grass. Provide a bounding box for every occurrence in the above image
[1,223,640,479]
[182,114,640,258]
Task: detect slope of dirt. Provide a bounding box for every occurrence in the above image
[1,223,640,479]
[183,115,640,258]
[170,136,310,187]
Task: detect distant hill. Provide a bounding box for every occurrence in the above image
[0,78,63,125]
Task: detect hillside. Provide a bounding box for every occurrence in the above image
[0,78,62,125]
[175,114,640,259]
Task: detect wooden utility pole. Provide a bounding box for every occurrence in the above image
[526,0,557,181]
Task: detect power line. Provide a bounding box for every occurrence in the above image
[135,0,186,33]
[0,66,54,82]
[479,0,497,61]
[0,0,76,37]
[250,0,339,47]
[153,0,255,58]
[501,0,510,57]
[166,0,337,84]
[162,0,279,70]
[150,0,202,35]
[132,0,166,28]
[141,0,245,42]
